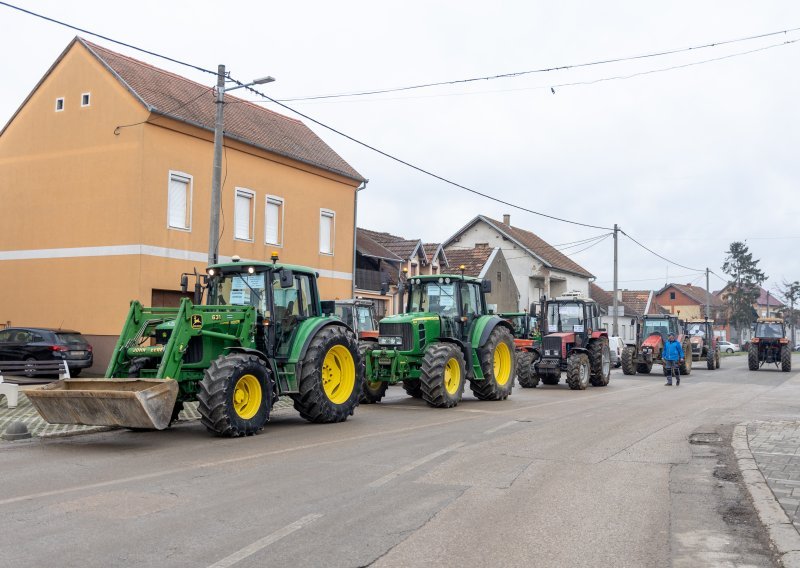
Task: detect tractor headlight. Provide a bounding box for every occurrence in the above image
[378,336,403,347]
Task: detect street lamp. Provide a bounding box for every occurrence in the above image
[208,65,276,265]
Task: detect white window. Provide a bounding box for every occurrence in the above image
[234,188,255,241]
[167,171,192,230]
[55,97,64,112]
[265,195,284,246]
[319,209,335,255]
[81,93,91,107]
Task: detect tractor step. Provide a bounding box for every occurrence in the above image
[25,378,179,430]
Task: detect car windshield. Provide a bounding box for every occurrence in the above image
[756,322,784,338]
[215,272,267,313]
[546,302,584,332]
[408,281,456,315]
[643,319,671,338]
[56,333,86,344]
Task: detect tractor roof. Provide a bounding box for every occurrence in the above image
[408,274,483,284]
[685,319,715,324]
[335,299,374,307]
[209,260,318,276]
[756,317,784,323]
[500,312,528,317]
[551,296,596,303]
[643,314,676,320]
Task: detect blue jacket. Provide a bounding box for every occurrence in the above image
[663,339,684,361]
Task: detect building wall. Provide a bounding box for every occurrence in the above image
[482,250,519,313]
[655,288,704,320]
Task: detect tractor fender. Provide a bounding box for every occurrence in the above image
[436,337,474,373]
[290,318,353,364]
[472,316,515,349]
[224,346,280,394]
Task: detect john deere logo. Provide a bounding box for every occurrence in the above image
[191,314,203,329]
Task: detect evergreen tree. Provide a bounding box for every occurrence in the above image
[721,241,766,342]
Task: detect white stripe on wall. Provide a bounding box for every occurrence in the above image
[0,245,352,281]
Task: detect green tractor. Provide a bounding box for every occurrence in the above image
[362,273,516,407]
[27,256,363,437]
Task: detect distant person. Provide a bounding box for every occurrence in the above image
[663,332,685,386]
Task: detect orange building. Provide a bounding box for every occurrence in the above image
[0,38,365,367]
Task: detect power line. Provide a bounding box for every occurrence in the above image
[235,79,613,231]
[563,233,612,256]
[277,25,800,102]
[620,230,703,272]
[0,1,216,76]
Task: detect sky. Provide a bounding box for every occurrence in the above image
[2,1,799,298]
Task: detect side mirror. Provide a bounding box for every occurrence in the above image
[279,269,294,289]
[481,280,492,293]
[320,300,335,316]
[180,274,188,293]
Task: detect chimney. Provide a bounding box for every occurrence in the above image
[502,214,510,225]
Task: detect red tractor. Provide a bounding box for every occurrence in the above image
[621,314,692,377]
[531,295,611,390]
[500,310,541,388]
[684,319,720,370]
[748,318,791,372]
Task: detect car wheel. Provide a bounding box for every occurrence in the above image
[726,348,733,353]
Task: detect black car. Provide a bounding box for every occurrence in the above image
[0,327,93,376]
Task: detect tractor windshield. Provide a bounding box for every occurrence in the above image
[686,323,707,337]
[356,306,376,332]
[408,282,457,316]
[755,322,784,338]
[215,273,267,313]
[643,319,671,339]
[335,304,354,328]
[546,302,584,332]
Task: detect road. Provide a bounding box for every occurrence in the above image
[1,355,797,568]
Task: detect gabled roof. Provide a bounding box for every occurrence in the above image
[359,228,425,261]
[755,287,785,308]
[443,215,593,279]
[589,283,641,316]
[356,228,402,262]
[657,283,725,307]
[443,247,495,278]
[423,243,448,266]
[3,37,364,183]
[619,290,667,316]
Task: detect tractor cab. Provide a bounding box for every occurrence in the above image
[334,299,378,341]
[748,317,791,372]
[404,275,490,343]
[500,312,538,342]
[543,296,602,339]
[641,315,680,347]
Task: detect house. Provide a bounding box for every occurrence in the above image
[656,283,725,320]
[0,38,365,367]
[358,228,447,277]
[354,228,402,317]
[443,214,594,311]
[589,284,666,343]
[443,246,519,313]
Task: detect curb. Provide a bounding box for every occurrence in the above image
[733,422,800,568]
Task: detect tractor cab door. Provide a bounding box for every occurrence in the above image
[355,306,376,333]
[271,272,316,358]
[458,281,482,342]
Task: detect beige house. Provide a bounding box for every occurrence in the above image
[0,38,364,367]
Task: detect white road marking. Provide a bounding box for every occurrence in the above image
[207,513,323,568]
[367,442,465,488]
[484,420,518,435]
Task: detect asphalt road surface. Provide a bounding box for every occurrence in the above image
[2,355,797,568]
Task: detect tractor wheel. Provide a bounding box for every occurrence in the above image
[566,353,591,390]
[589,339,611,387]
[621,346,637,376]
[679,341,692,375]
[706,349,715,370]
[197,353,273,437]
[781,345,791,372]
[748,345,759,371]
[419,343,466,408]
[359,342,386,404]
[636,361,652,374]
[402,380,423,398]
[292,325,362,423]
[471,327,516,401]
[715,349,721,369]
[517,352,540,388]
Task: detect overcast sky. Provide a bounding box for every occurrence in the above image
[2,1,799,297]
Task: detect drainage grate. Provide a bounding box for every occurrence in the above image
[689,432,722,444]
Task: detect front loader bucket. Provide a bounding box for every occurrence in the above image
[25,378,179,430]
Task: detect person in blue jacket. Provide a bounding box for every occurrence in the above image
[663,332,685,386]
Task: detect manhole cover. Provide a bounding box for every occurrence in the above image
[689,432,722,444]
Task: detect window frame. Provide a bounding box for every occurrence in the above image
[264,194,285,247]
[55,97,65,112]
[166,170,193,232]
[319,208,335,256]
[81,93,91,107]
[234,187,256,242]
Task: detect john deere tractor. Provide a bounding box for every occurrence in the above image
[748,318,791,372]
[500,310,541,388]
[684,319,720,370]
[531,294,611,389]
[27,256,363,437]
[362,274,515,407]
[621,314,692,377]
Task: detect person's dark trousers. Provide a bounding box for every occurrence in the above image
[664,360,680,385]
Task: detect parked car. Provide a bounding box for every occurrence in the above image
[608,336,624,368]
[0,327,93,376]
[718,340,740,353]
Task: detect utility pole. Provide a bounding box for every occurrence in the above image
[208,64,226,266]
[612,224,619,336]
[767,290,770,318]
[705,267,711,320]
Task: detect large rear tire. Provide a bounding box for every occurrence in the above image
[516,351,538,388]
[748,345,759,371]
[359,342,386,404]
[402,380,423,398]
[621,346,637,376]
[636,361,652,374]
[715,349,721,369]
[292,326,362,423]
[470,327,515,401]
[589,339,611,387]
[419,343,466,408]
[679,341,692,375]
[781,345,791,372]
[198,353,272,437]
[566,353,591,390]
[706,348,715,370]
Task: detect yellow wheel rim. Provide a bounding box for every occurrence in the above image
[233,374,262,420]
[444,357,461,395]
[322,345,356,405]
[493,342,512,386]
